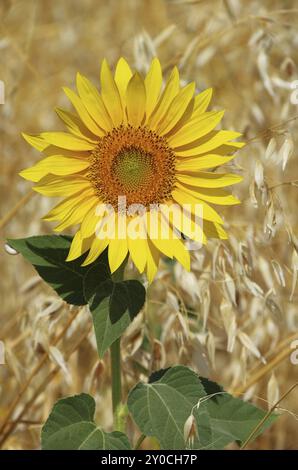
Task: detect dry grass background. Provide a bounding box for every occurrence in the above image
[0,0,298,450]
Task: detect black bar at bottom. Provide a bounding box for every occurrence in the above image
[0,450,296,467]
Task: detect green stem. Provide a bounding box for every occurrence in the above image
[110,337,122,424]
[134,433,146,450]
[110,256,128,430]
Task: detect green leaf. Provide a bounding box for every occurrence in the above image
[83,263,146,357]
[9,235,146,357]
[200,377,277,449]
[7,235,106,306]
[127,366,212,450]
[41,393,131,450]
[128,366,277,450]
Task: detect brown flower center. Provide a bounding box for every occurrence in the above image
[88,125,176,208]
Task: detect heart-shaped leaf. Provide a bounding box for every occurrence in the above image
[8,235,146,357]
[128,366,277,450]
[7,235,107,306]
[199,377,278,449]
[41,393,130,450]
[83,263,146,357]
[127,366,211,449]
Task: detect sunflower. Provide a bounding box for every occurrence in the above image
[20,58,244,281]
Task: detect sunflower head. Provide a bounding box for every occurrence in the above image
[20,57,244,281]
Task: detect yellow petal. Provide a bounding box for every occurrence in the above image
[146,239,160,283]
[147,211,190,269]
[54,196,97,232]
[22,133,48,151]
[108,236,128,273]
[40,131,96,151]
[34,175,90,197]
[56,108,97,141]
[148,236,173,259]
[126,72,146,127]
[172,186,223,223]
[43,146,88,159]
[100,58,123,127]
[203,220,228,239]
[95,211,117,241]
[220,141,245,151]
[176,182,240,205]
[159,209,191,268]
[177,172,243,188]
[63,87,104,137]
[193,88,212,115]
[43,189,94,221]
[144,58,162,118]
[80,201,101,238]
[176,154,236,171]
[126,215,148,273]
[19,155,90,182]
[175,131,242,157]
[145,211,173,258]
[81,236,109,266]
[160,202,206,244]
[148,66,180,129]
[76,73,113,132]
[128,237,148,273]
[87,211,116,255]
[114,57,133,106]
[66,230,93,262]
[158,82,195,135]
[168,110,224,148]
[66,231,82,261]
[203,142,245,157]
[170,236,190,271]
